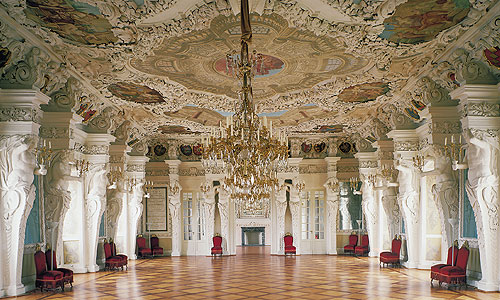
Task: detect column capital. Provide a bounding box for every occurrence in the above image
[165,159,181,172]
[0,89,49,135]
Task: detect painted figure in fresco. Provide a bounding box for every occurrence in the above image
[108,82,165,104]
[380,0,470,44]
[338,82,390,103]
[25,0,118,45]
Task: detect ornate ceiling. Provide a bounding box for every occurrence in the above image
[0,0,498,142]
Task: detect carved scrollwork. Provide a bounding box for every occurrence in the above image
[468,102,500,117]
[0,107,41,123]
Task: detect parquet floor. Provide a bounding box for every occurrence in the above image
[11,247,499,300]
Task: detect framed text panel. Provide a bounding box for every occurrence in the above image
[146,187,168,231]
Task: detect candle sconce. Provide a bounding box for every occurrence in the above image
[107,166,124,189]
[444,135,467,171]
[325,178,339,192]
[349,177,361,194]
[35,138,53,175]
[366,174,377,186]
[143,180,154,198]
[379,165,397,185]
[168,181,180,196]
[295,180,305,193]
[412,154,425,172]
[74,159,90,177]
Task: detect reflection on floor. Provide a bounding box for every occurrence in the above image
[236,245,270,255]
[11,250,499,299]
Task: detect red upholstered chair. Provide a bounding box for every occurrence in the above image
[380,236,402,267]
[344,233,358,255]
[150,235,164,256]
[284,234,296,255]
[110,240,128,269]
[430,244,459,284]
[355,234,369,256]
[211,235,223,256]
[104,241,126,270]
[45,249,74,287]
[34,249,64,291]
[136,235,152,258]
[436,244,470,287]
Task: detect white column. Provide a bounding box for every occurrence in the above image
[83,134,114,272]
[0,90,49,296]
[201,180,215,256]
[126,156,148,259]
[451,84,500,291]
[289,183,302,255]
[107,144,129,250]
[218,188,230,255]
[324,156,340,255]
[165,160,182,256]
[274,185,287,255]
[41,112,83,270]
[388,130,421,268]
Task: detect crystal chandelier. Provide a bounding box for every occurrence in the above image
[202,0,288,215]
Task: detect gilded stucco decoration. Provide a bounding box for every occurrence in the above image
[130,13,369,101]
[0,0,497,144]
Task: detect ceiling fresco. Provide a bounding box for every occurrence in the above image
[130,13,369,101]
[380,0,471,44]
[157,125,194,134]
[0,0,496,141]
[108,82,165,104]
[24,0,118,45]
[337,82,390,103]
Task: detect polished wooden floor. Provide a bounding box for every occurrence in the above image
[11,247,499,299]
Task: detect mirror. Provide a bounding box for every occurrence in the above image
[338,182,363,231]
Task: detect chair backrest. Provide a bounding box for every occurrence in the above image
[110,241,117,256]
[360,235,369,247]
[151,236,160,248]
[456,246,470,270]
[213,236,222,247]
[284,235,293,247]
[446,246,460,265]
[137,236,146,249]
[45,249,58,270]
[104,242,113,259]
[348,234,358,246]
[391,238,402,255]
[34,250,47,276]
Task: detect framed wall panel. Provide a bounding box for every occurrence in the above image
[146,187,168,231]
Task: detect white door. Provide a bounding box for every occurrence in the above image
[301,190,326,254]
[182,192,206,255]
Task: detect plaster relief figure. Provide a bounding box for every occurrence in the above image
[0,135,37,293]
[463,129,500,290]
[84,164,108,271]
[44,150,81,263]
[420,147,458,246]
[396,159,419,222]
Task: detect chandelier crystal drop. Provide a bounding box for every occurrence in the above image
[202,0,288,215]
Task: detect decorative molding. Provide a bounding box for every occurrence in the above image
[431,121,461,134]
[146,169,169,177]
[179,167,205,177]
[277,165,299,173]
[468,102,500,117]
[299,164,327,174]
[359,160,378,168]
[0,107,41,123]
[74,143,109,155]
[40,127,72,139]
[126,164,145,172]
[337,165,358,173]
[394,141,419,152]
